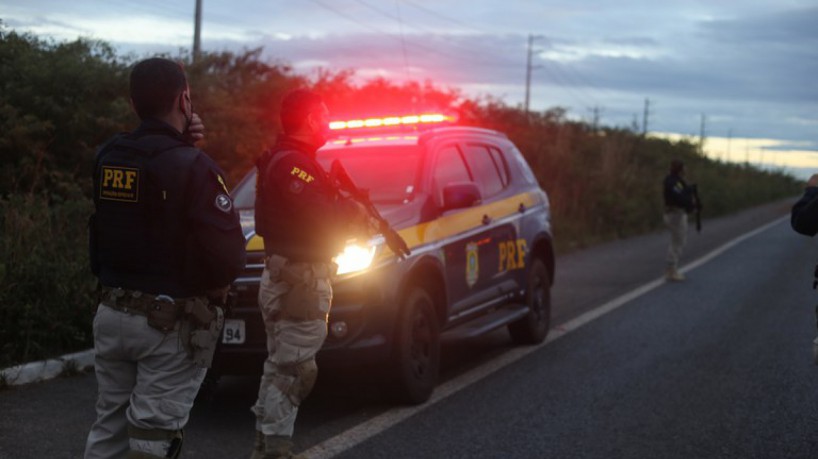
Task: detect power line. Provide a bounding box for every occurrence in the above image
[344,2,600,111]
[401,0,490,35]
[308,0,517,68]
[350,0,518,67]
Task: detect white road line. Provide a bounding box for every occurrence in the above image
[302,215,788,459]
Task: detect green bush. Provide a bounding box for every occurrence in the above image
[0,192,96,368]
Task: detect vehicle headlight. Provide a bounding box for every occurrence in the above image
[333,238,381,276]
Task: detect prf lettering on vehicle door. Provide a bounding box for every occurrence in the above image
[499,238,527,272]
[100,166,139,202]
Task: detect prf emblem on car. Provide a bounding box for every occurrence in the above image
[100,166,139,202]
[499,238,527,272]
[466,242,479,288]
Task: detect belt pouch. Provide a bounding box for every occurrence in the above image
[146,297,179,333]
[280,265,321,321]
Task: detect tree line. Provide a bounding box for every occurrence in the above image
[0,25,801,370]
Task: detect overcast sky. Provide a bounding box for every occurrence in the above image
[2,0,816,176]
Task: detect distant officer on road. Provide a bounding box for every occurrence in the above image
[663,159,699,282]
[250,89,369,459]
[85,57,246,458]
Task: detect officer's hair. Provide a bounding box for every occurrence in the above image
[280,89,324,135]
[130,58,188,120]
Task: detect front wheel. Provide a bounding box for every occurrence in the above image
[387,286,440,405]
[508,258,551,345]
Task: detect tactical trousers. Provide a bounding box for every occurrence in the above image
[664,209,688,270]
[84,304,206,459]
[251,258,333,437]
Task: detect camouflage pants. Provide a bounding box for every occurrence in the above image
[251,257,333,436]
[664,209,688,270]
[84,304,205,459]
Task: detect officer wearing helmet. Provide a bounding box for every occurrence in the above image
[249,89,370,459]
[662,159,698,281]
[85,57,246,458]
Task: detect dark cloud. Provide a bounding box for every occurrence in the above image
[3,0,813,150]
[700,6,818,45]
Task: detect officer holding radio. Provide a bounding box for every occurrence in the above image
[663,159,699,282]
[250,89,371,459]
[85,57,245,459]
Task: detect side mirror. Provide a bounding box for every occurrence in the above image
[442,182,482,211]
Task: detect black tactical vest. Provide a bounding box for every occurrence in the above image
[254,148,291,243]
[90,132,197,296]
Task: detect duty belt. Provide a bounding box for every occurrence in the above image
[100,286,187,317]
[264,254,335,279]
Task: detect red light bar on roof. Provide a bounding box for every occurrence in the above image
[329,113,456,131]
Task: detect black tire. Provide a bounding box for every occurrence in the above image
[508,258,551,345]
[388,286,440,405]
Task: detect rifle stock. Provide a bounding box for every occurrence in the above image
[330,160,411,259]
[692,187,702,232]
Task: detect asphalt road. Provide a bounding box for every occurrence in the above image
[2,199,816,458]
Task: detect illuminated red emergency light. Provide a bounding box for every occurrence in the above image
[329,113,456,131]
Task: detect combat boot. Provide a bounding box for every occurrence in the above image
[665,267,685,282]
[263,435,306,459]
[249,430,265,459]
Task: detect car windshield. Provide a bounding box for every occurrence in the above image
[317,144,421,204]
[230,144,421,209]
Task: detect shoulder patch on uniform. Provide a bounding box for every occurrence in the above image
[215,194,233,213]
[100,166,139,202]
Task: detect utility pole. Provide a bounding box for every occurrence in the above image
[193,0,202,62]
[524,34,542,116]
[699,113,707,155]
[588,106,602,132]
[641,98,650,136]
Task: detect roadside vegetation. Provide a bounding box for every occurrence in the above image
[0,25,801,368]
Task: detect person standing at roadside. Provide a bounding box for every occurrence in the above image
[791,173,818,364]
[663,159,698,282]
[85,57,246,458]
[249,89,370,459]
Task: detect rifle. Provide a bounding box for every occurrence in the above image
[690,184,703,233]
[329,159,411,259]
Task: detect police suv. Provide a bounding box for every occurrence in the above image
[215,113,554,404]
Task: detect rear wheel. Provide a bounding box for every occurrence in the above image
[388,286,440,404]
[508,258,551,344]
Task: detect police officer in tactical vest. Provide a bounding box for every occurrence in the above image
[85,57,246,458]
[663,159,698,282]
[250,89,369,459]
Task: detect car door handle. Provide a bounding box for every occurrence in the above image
[482,214,492,225]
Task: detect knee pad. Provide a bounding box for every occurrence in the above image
[126,425,184,458]
[288,360,318,406]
